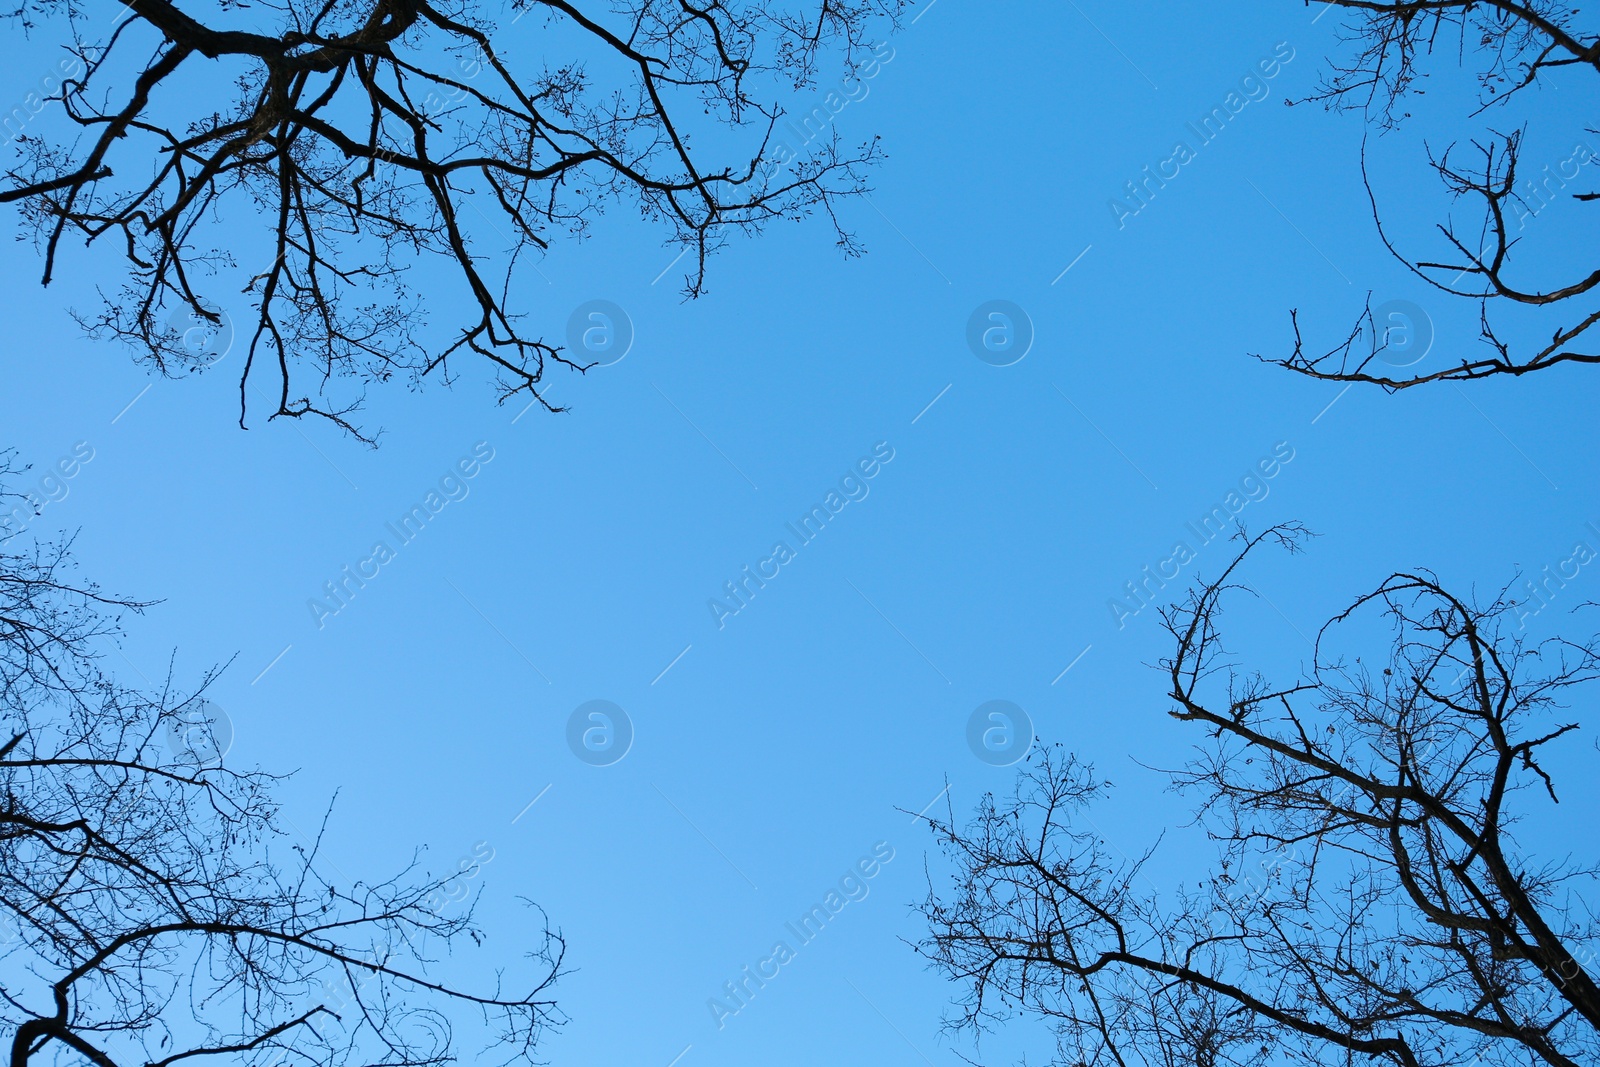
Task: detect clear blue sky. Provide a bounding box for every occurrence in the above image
[3,1,1598,1064]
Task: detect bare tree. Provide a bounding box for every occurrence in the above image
[918,525,1600,1067]
[0,454,564,1067]
[0,0,900,439]
[1257,2,1600,390]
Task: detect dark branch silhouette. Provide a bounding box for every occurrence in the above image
[1,0,901,440]
[0,453,565,1067]
[1257,1,1600,390]
[918,524,1600,1067]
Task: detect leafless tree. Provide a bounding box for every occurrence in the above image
[0,454,565,1067]
[0,0,900,440]
[918,524,1600,1067]
[1257,2,1600,389]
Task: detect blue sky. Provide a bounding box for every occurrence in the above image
[3,1,1599,1064]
